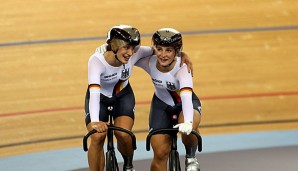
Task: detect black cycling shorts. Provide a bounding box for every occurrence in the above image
[149,92,201,131]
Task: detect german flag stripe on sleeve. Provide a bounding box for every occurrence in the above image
[180,87,192,93]
[88,84,101,89]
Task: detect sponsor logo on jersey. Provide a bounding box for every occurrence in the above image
[198,106,202,114]
[152,78,163,86]
[104,73,117,78]
[152,78,162,83]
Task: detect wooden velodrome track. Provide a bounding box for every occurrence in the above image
[0,0,298,158]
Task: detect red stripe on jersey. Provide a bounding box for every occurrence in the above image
[169,90,182,103]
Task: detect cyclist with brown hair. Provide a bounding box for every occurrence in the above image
[135,28,202,171]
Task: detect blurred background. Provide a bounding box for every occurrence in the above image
[0,0,297,164]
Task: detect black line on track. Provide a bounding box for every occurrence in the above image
[1,25,297,47]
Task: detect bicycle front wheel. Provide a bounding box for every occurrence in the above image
[106,150,119,171]
[169,150,181,171]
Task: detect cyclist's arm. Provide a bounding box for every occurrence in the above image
[88,55,105,122]
[131,46,154,64]
[176,64,194,122]
[134,55,151,73]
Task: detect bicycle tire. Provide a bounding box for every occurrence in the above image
[106,150,119,171]
[169,150,181,171]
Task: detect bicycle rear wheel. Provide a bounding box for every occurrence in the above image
[106,150,119,171]
[169,150,181,171]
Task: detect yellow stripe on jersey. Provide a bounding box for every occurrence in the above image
[120,82,124,91]
[115,80,126,94]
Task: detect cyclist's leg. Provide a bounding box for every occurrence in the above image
[114,116,134,170]
[179,101,201,171]
[151,134,172,171]
[113,84,136,170]
[149,94,173,171]
[87,123,107,171]
[114,116,134,155]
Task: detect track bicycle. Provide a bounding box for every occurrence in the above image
[83,97,137,171]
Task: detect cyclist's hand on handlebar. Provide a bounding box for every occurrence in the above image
[91,121,108,133]
[173,120,193,135]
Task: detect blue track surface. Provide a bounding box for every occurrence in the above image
[1,130,298,171]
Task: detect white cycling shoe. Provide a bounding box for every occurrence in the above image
[185,157,200,171]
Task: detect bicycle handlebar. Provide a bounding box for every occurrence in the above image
[145,128,202,152]
[83,125,137,152]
